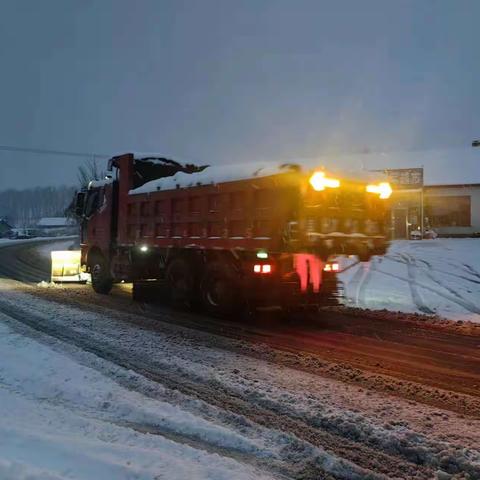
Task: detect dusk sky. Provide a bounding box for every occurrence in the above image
[1,0,479,190]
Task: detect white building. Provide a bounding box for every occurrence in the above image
[312,147,480,238]
[424,183,480,237]
[36,217,77,236]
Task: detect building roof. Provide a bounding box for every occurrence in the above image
[37,217,74,227]
[0,219,12,226]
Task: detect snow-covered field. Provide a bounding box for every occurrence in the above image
[339,239,480,323]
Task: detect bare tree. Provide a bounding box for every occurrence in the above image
[77,156,106,188]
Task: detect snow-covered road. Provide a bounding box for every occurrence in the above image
[0,239,479,479]
[0,279,479,479]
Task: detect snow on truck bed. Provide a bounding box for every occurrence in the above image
[129,160,382,195]
[339,238,480,323]
[130,162,296,194]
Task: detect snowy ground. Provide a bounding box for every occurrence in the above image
[0,288,479,479]
[0,314,277,480]
[339,239,480,323]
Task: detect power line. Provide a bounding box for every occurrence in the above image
[0,145,110,159]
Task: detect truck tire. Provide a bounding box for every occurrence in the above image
[132,281,148,302]
[165,257,196,308]
[201,261,241,317]
[90,255,113,294]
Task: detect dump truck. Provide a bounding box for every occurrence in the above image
[74,153,392,315]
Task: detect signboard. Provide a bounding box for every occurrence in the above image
[385,168,423,190]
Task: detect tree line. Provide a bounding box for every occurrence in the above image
[0,185,76,227]
[0,157,105,227]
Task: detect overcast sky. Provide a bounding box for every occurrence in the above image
[0,0,479,190]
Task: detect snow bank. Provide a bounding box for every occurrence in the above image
[339,239,480,323]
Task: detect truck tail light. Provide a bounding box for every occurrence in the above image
[253,264,272,274]
[324,262,339,272]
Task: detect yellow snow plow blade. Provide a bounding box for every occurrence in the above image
[51,250,88,283]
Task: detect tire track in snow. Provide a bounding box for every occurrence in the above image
[376,265,480,315]
[385,254,480,286]
[400,254,435,315]
[343,262,371,308]
[357,257,377,306]
[416,259,480,313]
[462,263,480,280]
[416,267,480,315]
[396,253,480,314]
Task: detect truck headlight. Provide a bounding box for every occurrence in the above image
[366,182,392,199]
[309,171,340,191]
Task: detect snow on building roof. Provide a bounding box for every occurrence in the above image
[37,217,74,227]
[0,219,12,228]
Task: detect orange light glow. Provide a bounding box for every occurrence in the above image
[366,182,392,199]
[309,171,340,191]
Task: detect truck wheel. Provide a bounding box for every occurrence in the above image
[132,281,148,302]
[201,262,241,317]
[166,258,195,308]
[90,255,113,294]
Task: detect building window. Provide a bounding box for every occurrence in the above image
[425,195,471,227]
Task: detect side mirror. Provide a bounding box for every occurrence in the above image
[75,192,86,217]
